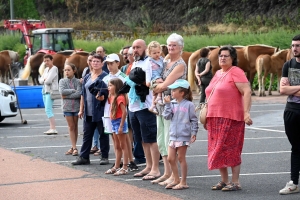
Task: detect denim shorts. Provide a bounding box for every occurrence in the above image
[111,118,128,134]
[64,112,79,117]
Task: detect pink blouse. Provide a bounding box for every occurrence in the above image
[205,67,248,121]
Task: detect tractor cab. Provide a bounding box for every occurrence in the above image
[32,28,75,54]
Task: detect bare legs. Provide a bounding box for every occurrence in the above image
[65,116,79,149]
[139,142,160,178]
[219,165,241,185]
[167,146,189,188]
[49,117,56,130]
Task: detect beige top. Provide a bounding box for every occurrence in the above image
[39,66,59,94]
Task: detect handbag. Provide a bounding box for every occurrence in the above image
[50,67,60,100]
[199,67,235,125]
[50,89,61,100]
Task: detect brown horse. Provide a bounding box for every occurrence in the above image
[21,53,45,85]
[286,48,294,61]
[22,51,75,85]
[0,50,19,83]
[187,46,219,91]
[255,49,288,96]
[243,44,279,94]
[0,53,11,84]
[39,52,72,78]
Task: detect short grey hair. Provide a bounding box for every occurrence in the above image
[167,33,184,47]
[128,47,133,54]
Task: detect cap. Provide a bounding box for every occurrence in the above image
[167,79,190,89]
[104,53,120,63]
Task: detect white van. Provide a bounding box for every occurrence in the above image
[0,82,18,122]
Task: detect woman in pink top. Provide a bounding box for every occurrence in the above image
[205,46,253,191]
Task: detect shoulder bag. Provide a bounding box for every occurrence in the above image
[199,67,234,124]
[50,67,60,100]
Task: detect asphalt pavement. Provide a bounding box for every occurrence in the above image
[0,91,299,200]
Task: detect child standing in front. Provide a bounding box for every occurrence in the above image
[105,78,129,176]
[146,41,164,114]
[162,79,199,190]
[59,63,81,156]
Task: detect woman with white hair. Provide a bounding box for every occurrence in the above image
[152,33,187,188]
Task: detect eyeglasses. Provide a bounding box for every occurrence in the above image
[219,55,231,58]
[291,44,300,48]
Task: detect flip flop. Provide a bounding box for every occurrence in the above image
[159,178,174,186]
[151,176,170,184]
[142,174,160,181]
[165,182,179,189]
[172,184,189,190]
[133,172,149,177]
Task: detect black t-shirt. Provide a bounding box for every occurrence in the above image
[197,57,212,78]
[282,58,300,103]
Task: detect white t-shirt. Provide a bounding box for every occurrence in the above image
[128,57,153,112]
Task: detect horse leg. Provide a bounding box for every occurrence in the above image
[258,71,262,97]
[268,73,273,95]
[249,70,256,96]
[277,71,281,93]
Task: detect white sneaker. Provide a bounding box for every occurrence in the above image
[279,181,300,195]
[44,129,58,135]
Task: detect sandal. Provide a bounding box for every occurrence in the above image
[94,150,101,156]
[65,147,73,155]
[72,148,78,156]
[105,167,119,174]
[222,182,242,191]
[114,168,129,176]
[211,181,227,190]
[90,146,99,154]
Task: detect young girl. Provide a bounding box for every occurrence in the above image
[162,79,199,190]
[105,78,129,176]
[147,41,164,115]
[59,63,82,156]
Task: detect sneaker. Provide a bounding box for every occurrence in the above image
[128,161,139,171]
[279,181,300,195]
[71,156,90,165]
[99,158,109,165]
[44,129,58,135]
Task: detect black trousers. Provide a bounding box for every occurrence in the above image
[199,77,212,103]
[284,103,300,185]
[80,116,110,159]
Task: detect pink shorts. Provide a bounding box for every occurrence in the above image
[169,140,190,149]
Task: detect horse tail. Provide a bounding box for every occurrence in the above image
[21,56,31,79]
[243,46,250,61]
[39,62,46,76]
[188,51,197,91]
[256,56,264,77]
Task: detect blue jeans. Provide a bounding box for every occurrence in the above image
[42,93,54,118]
[92,129,100,149]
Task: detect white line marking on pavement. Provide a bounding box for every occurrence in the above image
[0,125,83,130]
[250,110,283,112]
[252,104,284,106]
[124,172,290,181]
[246,127,285,133]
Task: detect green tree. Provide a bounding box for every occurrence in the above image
[12,0,39,19]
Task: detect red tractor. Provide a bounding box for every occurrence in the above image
[4,19,75,84]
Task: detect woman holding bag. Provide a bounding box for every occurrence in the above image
[39,54,59,135]
[205,46,252,191]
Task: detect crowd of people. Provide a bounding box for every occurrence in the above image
[39,33,300,195]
